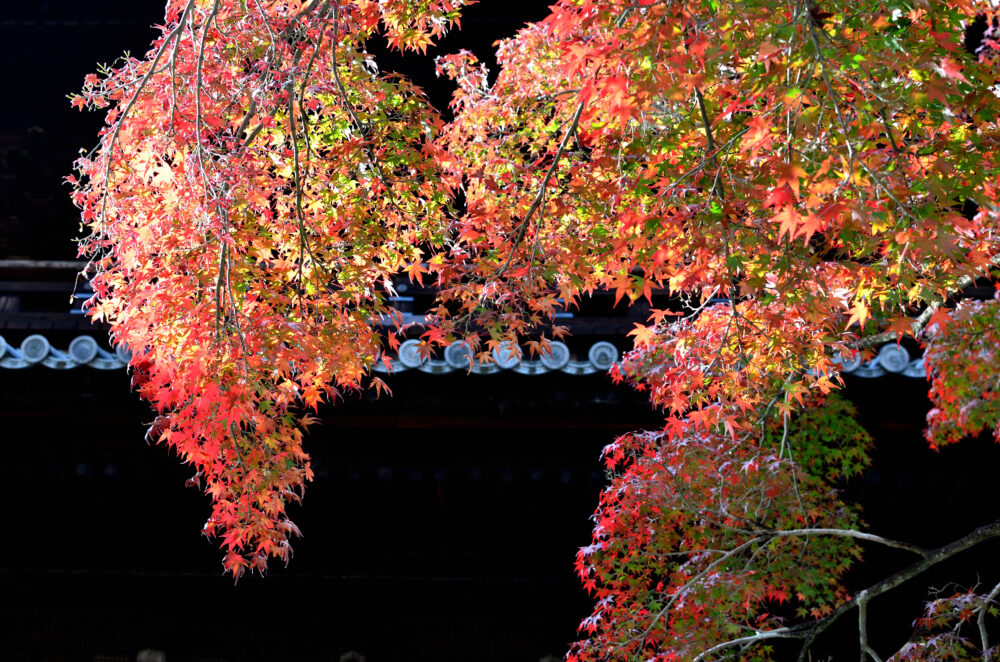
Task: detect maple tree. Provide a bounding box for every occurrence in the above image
[71,0,1000,659]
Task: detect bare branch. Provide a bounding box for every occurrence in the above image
[664,519,1000,662]
[980,579,1000,660]
[762,528,929,557]
[796,519,1000,661]
[857,591,884,662]
[692,625,810,662]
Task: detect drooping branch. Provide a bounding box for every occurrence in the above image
[94,0,196,227]
[73,0,469,578]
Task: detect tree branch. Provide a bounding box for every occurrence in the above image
[857,591,884,662]
[980,579,1000,660]
[763,528,929,557]
[692,625,811,662]
[664,518,1000,662]
[848,253,1000,350]
[493,98,585,278]
[97,0,197,225]
[796,518,1000,661]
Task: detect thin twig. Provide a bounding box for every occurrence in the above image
[493,99,585,278]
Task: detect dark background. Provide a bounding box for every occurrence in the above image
[2,2,1000,661]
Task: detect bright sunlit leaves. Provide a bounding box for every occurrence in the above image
[74,0,1000,656]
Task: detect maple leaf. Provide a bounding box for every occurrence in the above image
[404,261,429,286]
[926,306,953,334]
[774,162,807,200]
[688,406,718,429]
[886,316,917,341]
[370,377,392,397]
[560,41,593,78]
[647,308,681,324]
[763,184,796,209]
[739,115,773,156]
[601,75,635,126]
[764,585,789,604]
[935,57,968,83]
[757,41,785,66]
[627,323,657,347]
[795,212,823,245]
[846,300,870,329]
[773,205,801,241]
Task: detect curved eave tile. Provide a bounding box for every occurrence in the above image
[0,333,928,379]
[0,334,129,370]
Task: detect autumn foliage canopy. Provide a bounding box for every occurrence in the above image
[71,0,1000,659]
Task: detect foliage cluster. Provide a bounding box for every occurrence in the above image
[72,0,1000,658]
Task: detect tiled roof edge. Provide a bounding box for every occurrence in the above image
[0,334,928,379]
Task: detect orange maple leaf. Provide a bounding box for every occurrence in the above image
[846,300,870,329]
[926,306,953,333]
[403,261,429,286]
[886,316,917,341]
[774,162,807,200]
[627,323,658,347]
[773,205,801,240]
[795,212,823,245]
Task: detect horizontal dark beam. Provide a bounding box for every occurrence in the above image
[0,260,86,270]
